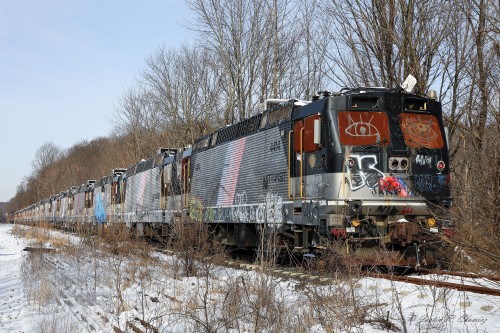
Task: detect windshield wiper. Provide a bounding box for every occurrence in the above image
[358,139,389,150]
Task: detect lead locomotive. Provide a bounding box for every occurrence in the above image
[12,86,452,267]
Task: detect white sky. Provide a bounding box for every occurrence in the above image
[0,0,193,202]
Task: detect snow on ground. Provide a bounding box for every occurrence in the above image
[0,224,32,332]
[0,222,499,333]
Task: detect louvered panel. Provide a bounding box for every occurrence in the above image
[123,167,162,223]
[60,197,67,220]
[104,183,112,218]
[74,192,85,220]
[190,123,290,224]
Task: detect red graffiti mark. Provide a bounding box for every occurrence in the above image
[378,176,401,195]
[331,228,347,238]
[401,207,413,215]
[378,176,411,197]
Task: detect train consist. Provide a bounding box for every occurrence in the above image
[11,86,452,266]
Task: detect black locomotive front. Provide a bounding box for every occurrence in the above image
[288,88,452,265]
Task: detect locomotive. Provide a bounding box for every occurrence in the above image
[11,85,452,267]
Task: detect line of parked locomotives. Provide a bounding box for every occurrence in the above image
[12,86,453,266]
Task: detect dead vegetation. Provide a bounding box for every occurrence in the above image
[12,220,494,332]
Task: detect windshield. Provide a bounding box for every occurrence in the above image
[338,111,390,146]
[400,113,444,149]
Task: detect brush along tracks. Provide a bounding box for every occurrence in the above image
[222,257,500,298]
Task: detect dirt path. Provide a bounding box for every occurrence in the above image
[0,224,33,332]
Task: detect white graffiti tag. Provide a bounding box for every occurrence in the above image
[256,193,283,224]
[347,155,384,191]
[415,154,432,167]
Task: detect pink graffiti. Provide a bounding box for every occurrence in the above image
[378,176,409,197]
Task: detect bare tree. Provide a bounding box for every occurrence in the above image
[31,142,64,201]
[290,0,331,99]
[32,142,63,176]
[112,86,152,160]
[187,0,271,122]
[141,45,224,145]
[439,0,500,273]
[320,0,453,92]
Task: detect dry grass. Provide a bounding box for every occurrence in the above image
[12,222,472,332]
[12,223,69,249]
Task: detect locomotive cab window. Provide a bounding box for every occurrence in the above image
[338,111,390,146]
[404,97,427,112]
[400,113,444,149]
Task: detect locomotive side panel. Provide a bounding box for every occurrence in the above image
[124,167,162,224]
[190,124,291,225]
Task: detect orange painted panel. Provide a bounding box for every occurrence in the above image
[338,111,390,146]
[400,113,444,148]
[294,115,321,153]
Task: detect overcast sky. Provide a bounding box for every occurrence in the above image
[0,0,193,202]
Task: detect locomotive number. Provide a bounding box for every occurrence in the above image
[270,140,282,151]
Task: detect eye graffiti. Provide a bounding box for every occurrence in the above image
[338,111,390,146]
[345,114,381,143]
[405,119,438,146]
[400,114,444,149]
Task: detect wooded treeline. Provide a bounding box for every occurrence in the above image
[6,0,499,271]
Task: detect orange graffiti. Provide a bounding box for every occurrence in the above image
[338,111,390,146]
[400,114,444,149]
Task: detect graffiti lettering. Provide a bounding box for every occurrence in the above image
[270,140,282,152]
[261,193,283,224]
[134,209,161,223]
[234,191,248,205]
[347,155,384,191]
[263,171,287,189]
[205,192,283,224]
[414,174,446,193]
[401,207,413,214]
[415,154,432,167]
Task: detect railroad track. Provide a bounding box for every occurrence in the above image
[365,272,500,297]
[418,267,500,282]
[225,255,500,297]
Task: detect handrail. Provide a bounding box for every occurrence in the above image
[183,160,187,208]
[300,127,305,199]
[183,158,190,208]
[288,131,292,199]
[186,158,190,207]
[160,169,165,209]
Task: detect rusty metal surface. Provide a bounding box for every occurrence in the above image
[368,272,500,297]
